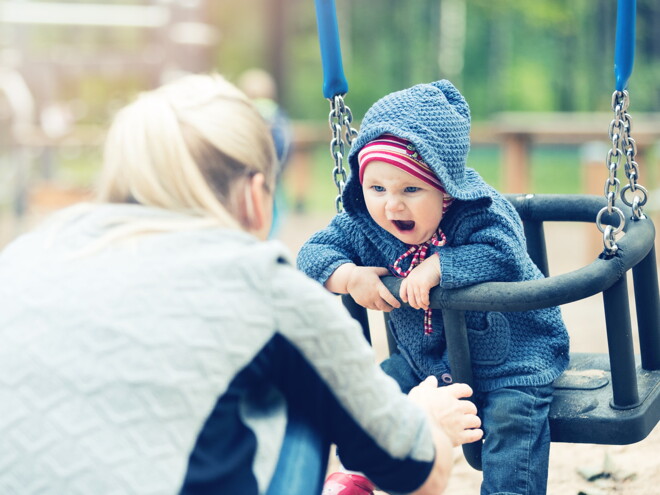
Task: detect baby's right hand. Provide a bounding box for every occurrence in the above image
[346,266,401,312]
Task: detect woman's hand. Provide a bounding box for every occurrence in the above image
[400,254,441,310]
[408,376,483,447]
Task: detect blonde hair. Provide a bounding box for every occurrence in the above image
[96,73,276,231]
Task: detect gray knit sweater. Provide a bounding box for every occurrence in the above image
[0,203,435,494]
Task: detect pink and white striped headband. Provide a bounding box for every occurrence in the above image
[358,134,453,211]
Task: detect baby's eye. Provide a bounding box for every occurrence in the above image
[404,186,420,193]
[372,185,385,192]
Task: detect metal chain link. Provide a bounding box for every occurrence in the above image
[328,95,358,213]
[596,90,648,254]
[615,91,649,220]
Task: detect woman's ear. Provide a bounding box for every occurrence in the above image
[242,172,272,239]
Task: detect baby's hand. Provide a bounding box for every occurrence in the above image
[347,266,401,312]
[400,253,441,310]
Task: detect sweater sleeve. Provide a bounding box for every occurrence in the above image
[271,260,436,492]
[439,198,528,289]
[296,213,364,285]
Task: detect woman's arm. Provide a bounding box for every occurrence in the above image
[412,422,453,494]
[271,261,481,493]
[408,378,483,495]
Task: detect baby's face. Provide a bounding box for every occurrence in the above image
[362,160,445,245]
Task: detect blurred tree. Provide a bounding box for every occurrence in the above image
[6,0,658,124]
[277,0,659,121]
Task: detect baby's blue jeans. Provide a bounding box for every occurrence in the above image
[382,352,554,495]
[475,384,554,495]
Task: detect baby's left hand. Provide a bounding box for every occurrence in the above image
[400,253,441,310]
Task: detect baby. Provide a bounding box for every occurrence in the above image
[297,80,569,495]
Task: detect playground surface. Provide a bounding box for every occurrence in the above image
[278,210,660,495]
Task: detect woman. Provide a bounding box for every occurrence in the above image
[0,74,481,495]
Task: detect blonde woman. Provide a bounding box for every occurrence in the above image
[0,74,481,495]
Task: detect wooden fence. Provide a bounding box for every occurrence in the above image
[285,112,660,209]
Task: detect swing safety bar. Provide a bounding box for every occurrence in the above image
[344,194,660,470]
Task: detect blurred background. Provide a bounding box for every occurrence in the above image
[1,0,660,244]
[3,3,660,490]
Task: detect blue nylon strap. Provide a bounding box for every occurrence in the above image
[314,0,348,99]
[614,0,636,91]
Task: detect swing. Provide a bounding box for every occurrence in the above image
[314,0,660,471]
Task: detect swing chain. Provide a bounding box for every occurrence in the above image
[612,91,648,220]
[597,90,647,254]
[328,95,358,213]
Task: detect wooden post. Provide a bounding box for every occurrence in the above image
[285,123,324,213]
[501,133,530,193]
[285,146,312,213]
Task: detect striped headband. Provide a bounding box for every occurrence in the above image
[358,135,453,213]
[358,135,446,192]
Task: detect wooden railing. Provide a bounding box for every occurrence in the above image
[4,113,660,217]
[285,113,660,208]
[485,112,660,194]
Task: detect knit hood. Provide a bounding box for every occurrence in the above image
[344,80,492,221]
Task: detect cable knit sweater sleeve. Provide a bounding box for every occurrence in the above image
[439,196,531,289]
[296,213,365,286]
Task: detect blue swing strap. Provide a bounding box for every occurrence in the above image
[314,0,348,99]
[614,0,635,92]
[314,0,357,213]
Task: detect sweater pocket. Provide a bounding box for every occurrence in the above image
[387,319,426,382]
[466,312,511,366]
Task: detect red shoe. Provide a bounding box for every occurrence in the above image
[322,472,375,495]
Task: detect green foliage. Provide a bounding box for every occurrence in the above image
[272,0,659,121]
[210,0,269,79]
[15,0,659,123]
[504,61,556,112]
[11,0,659,203]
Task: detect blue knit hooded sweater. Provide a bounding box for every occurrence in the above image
[297,80,569,392]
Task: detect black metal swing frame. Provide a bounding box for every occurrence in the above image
[314,0,660,472]
[341,193,660,470]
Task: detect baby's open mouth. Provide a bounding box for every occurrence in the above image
[393,220,415,231]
